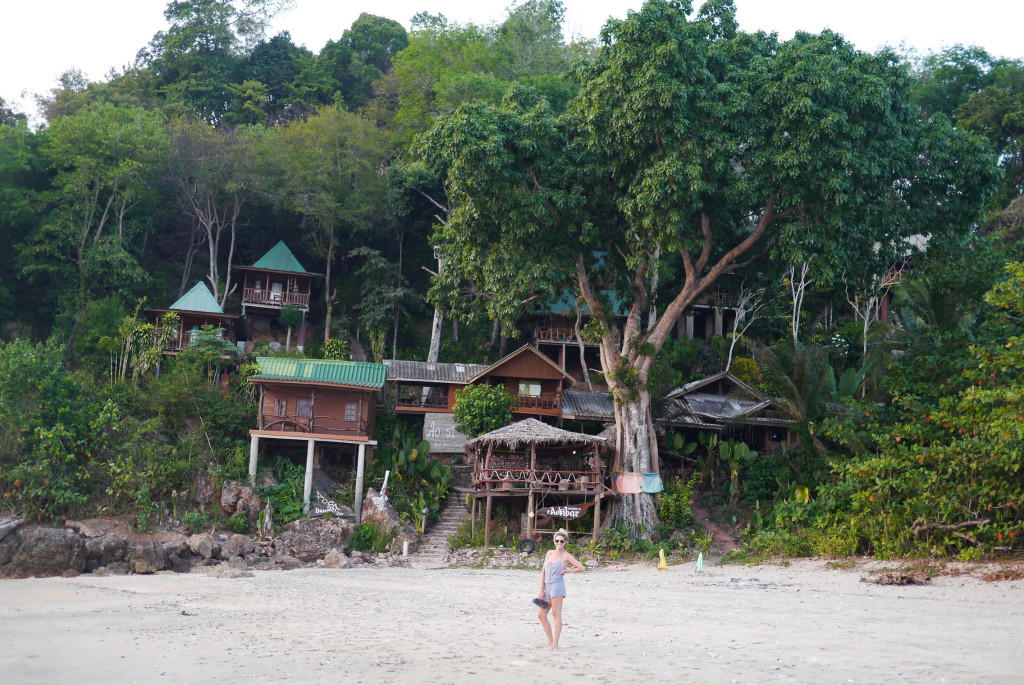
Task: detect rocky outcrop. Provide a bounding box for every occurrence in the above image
[220,534,255,559]
[1,528,87,579]
[323,549,351,569]
[187,533,220,559]
[129,541,170,574]
[85,534,128,572]
[275,516,355,563]
[220,482,262,518]
[361,488,419,553]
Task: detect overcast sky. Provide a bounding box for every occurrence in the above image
[2,0,1020,119]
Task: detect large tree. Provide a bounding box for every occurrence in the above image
[419,0,996,537]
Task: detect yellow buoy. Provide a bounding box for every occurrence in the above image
[658,548,667,571]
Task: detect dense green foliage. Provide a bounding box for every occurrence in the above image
[451,383,514,437]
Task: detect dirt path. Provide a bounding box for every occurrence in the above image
[691,503,738,554]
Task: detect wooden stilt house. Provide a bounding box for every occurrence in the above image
[466,418,611,548]
[148,282,239,354]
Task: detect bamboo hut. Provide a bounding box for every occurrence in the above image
[466,418,610,547]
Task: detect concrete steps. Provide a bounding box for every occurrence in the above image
[411,495,469,566]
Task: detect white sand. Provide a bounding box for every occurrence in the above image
[0,559,1020,684]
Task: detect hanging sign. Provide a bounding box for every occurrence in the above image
[422,412,471,453]
[308,491,350,518]
[538,502,595,520]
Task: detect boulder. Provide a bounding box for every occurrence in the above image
[253,554,301,571]
[0,516,27,567]
[361,488,419,552]
[275,516,355,563]
[187,533,220,559]
[85,534,128,572]
[93,562,130,576]
[168,554,193,574]
[1,528,87,578]
[220,534,256,559]
[63,520,99,538]
[129,541,170,574]
[323,549,350,569]
[220,482,262,517]
[162,535,190,558]
[195,471,219,507]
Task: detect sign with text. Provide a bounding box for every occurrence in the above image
[308,490,350,518]
[538,503,594,520]
[422,412,470,453]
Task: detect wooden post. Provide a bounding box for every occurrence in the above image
[248,435,259,486]
[484,442,494,491]
[354,443,366,524]
[302,438,315,514]
[527,490,534,540]
[485,493,492,548]
[593,494,601,538]
[530,442,536,484]
[471,496,477,538]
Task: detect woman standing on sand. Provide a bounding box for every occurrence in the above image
[536,528,584,649]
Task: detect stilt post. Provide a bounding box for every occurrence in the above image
[354,443,366,524]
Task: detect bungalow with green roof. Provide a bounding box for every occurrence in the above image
[246,357,387,519]
[236,241,321,314]
[147,282,239,353]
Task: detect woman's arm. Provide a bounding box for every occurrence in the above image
[562,552,585,574]
[538,555,547,596]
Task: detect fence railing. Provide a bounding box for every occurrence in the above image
[242,288,310,309]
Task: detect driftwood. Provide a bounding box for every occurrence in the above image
[861,572,931,586]
[912,518,990,543]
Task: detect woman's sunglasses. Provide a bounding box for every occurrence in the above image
[554,539,566,544]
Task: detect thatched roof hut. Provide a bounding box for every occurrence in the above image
[465,418,607,451]
[467,418,609,547]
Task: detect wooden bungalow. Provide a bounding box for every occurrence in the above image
[383,359,488,414]
[147,282,239,354]
[235,241,321,349]
[467,418,610,547]
[246,357,387,521]
[470,344,575,417]
[661,371,794,453]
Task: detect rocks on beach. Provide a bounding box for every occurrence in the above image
[0,481,419,580]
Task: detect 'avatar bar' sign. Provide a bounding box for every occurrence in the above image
[538,503,594,520]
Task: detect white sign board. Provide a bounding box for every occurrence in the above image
[422,412,470,453]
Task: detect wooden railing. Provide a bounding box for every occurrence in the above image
[258,412,366,437]
[472,468,600,491]
[242,288,310,309]
[161,329,225,352]
[510,393,561,411]
[694,291,740,308]
[396,392,449,410]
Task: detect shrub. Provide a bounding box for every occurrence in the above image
[658,473,700,528]
[349,521,395,553]
[452,383,513,437]
[182,510,209,534]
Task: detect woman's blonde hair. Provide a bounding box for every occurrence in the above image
[555,528,570,542]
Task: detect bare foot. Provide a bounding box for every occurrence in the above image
[543,644,559,650]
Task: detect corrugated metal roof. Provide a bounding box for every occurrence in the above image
[684,392,769,420]
[384,359,488,384]
[251,241,308,274]
[561,391,615,420]
[537,289,627,316]
[251,357,386,388]
[168,282,224,314]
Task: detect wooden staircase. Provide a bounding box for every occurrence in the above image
[411,495,469,566]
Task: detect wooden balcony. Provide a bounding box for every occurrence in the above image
[395,392,450,411]
[472,467,600,492]
[258,412,366,438]
[510,393,561,412]
[694,291,740,308]
[242,288,310,310]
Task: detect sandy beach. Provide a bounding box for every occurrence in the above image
[0,559,1020,684]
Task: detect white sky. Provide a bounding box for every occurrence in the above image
[2,0,1021,120]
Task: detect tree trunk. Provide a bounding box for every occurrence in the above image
[609,391,658,539]
[427,308,443,363]
[323,230,336,343]
[285,325,292,352]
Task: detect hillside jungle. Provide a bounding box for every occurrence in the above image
[1,0,1023,561]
